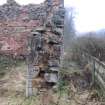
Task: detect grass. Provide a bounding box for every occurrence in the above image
[0,56,73,105]
[0,55,24,78]
[0,55,104,105]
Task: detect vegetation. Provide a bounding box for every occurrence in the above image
[0,55,23,78]
[70,33,105,62]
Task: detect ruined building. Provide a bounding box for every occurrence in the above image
[0,0,65,96]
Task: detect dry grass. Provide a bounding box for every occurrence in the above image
[0,59,104,105]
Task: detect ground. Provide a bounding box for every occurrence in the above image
[0,58,104,105]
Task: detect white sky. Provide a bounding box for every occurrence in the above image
[0,0,105,32]
[65,0,105,32]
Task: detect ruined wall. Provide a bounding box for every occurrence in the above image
[0,0,65,96]
[0,0,64,57]
[0,0,46,56]
[27,0,65,96]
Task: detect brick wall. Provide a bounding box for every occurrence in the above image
[0,0,64,58]
[0,0,46,57]
[26,0,65,96]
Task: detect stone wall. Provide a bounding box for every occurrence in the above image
[26,0,65,96]
[0,0,46,57]
[0,0,65,96]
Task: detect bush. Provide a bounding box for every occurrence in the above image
[71,36,105,61]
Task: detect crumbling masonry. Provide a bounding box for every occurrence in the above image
[0,0,65,96]
[27,0,65,96]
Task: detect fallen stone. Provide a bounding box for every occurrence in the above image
[52,14,63,26]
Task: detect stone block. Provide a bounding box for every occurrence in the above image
[48,60,60,67]
[52,15,63,26]
[49,67,59,72]
[52,28,63,36]
[44,73,58,83]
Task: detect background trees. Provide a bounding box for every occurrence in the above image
[64,7,75,51]
[71,32,105,61]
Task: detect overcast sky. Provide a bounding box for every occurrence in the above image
[65,0,105,33]
[0,0,105,33]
